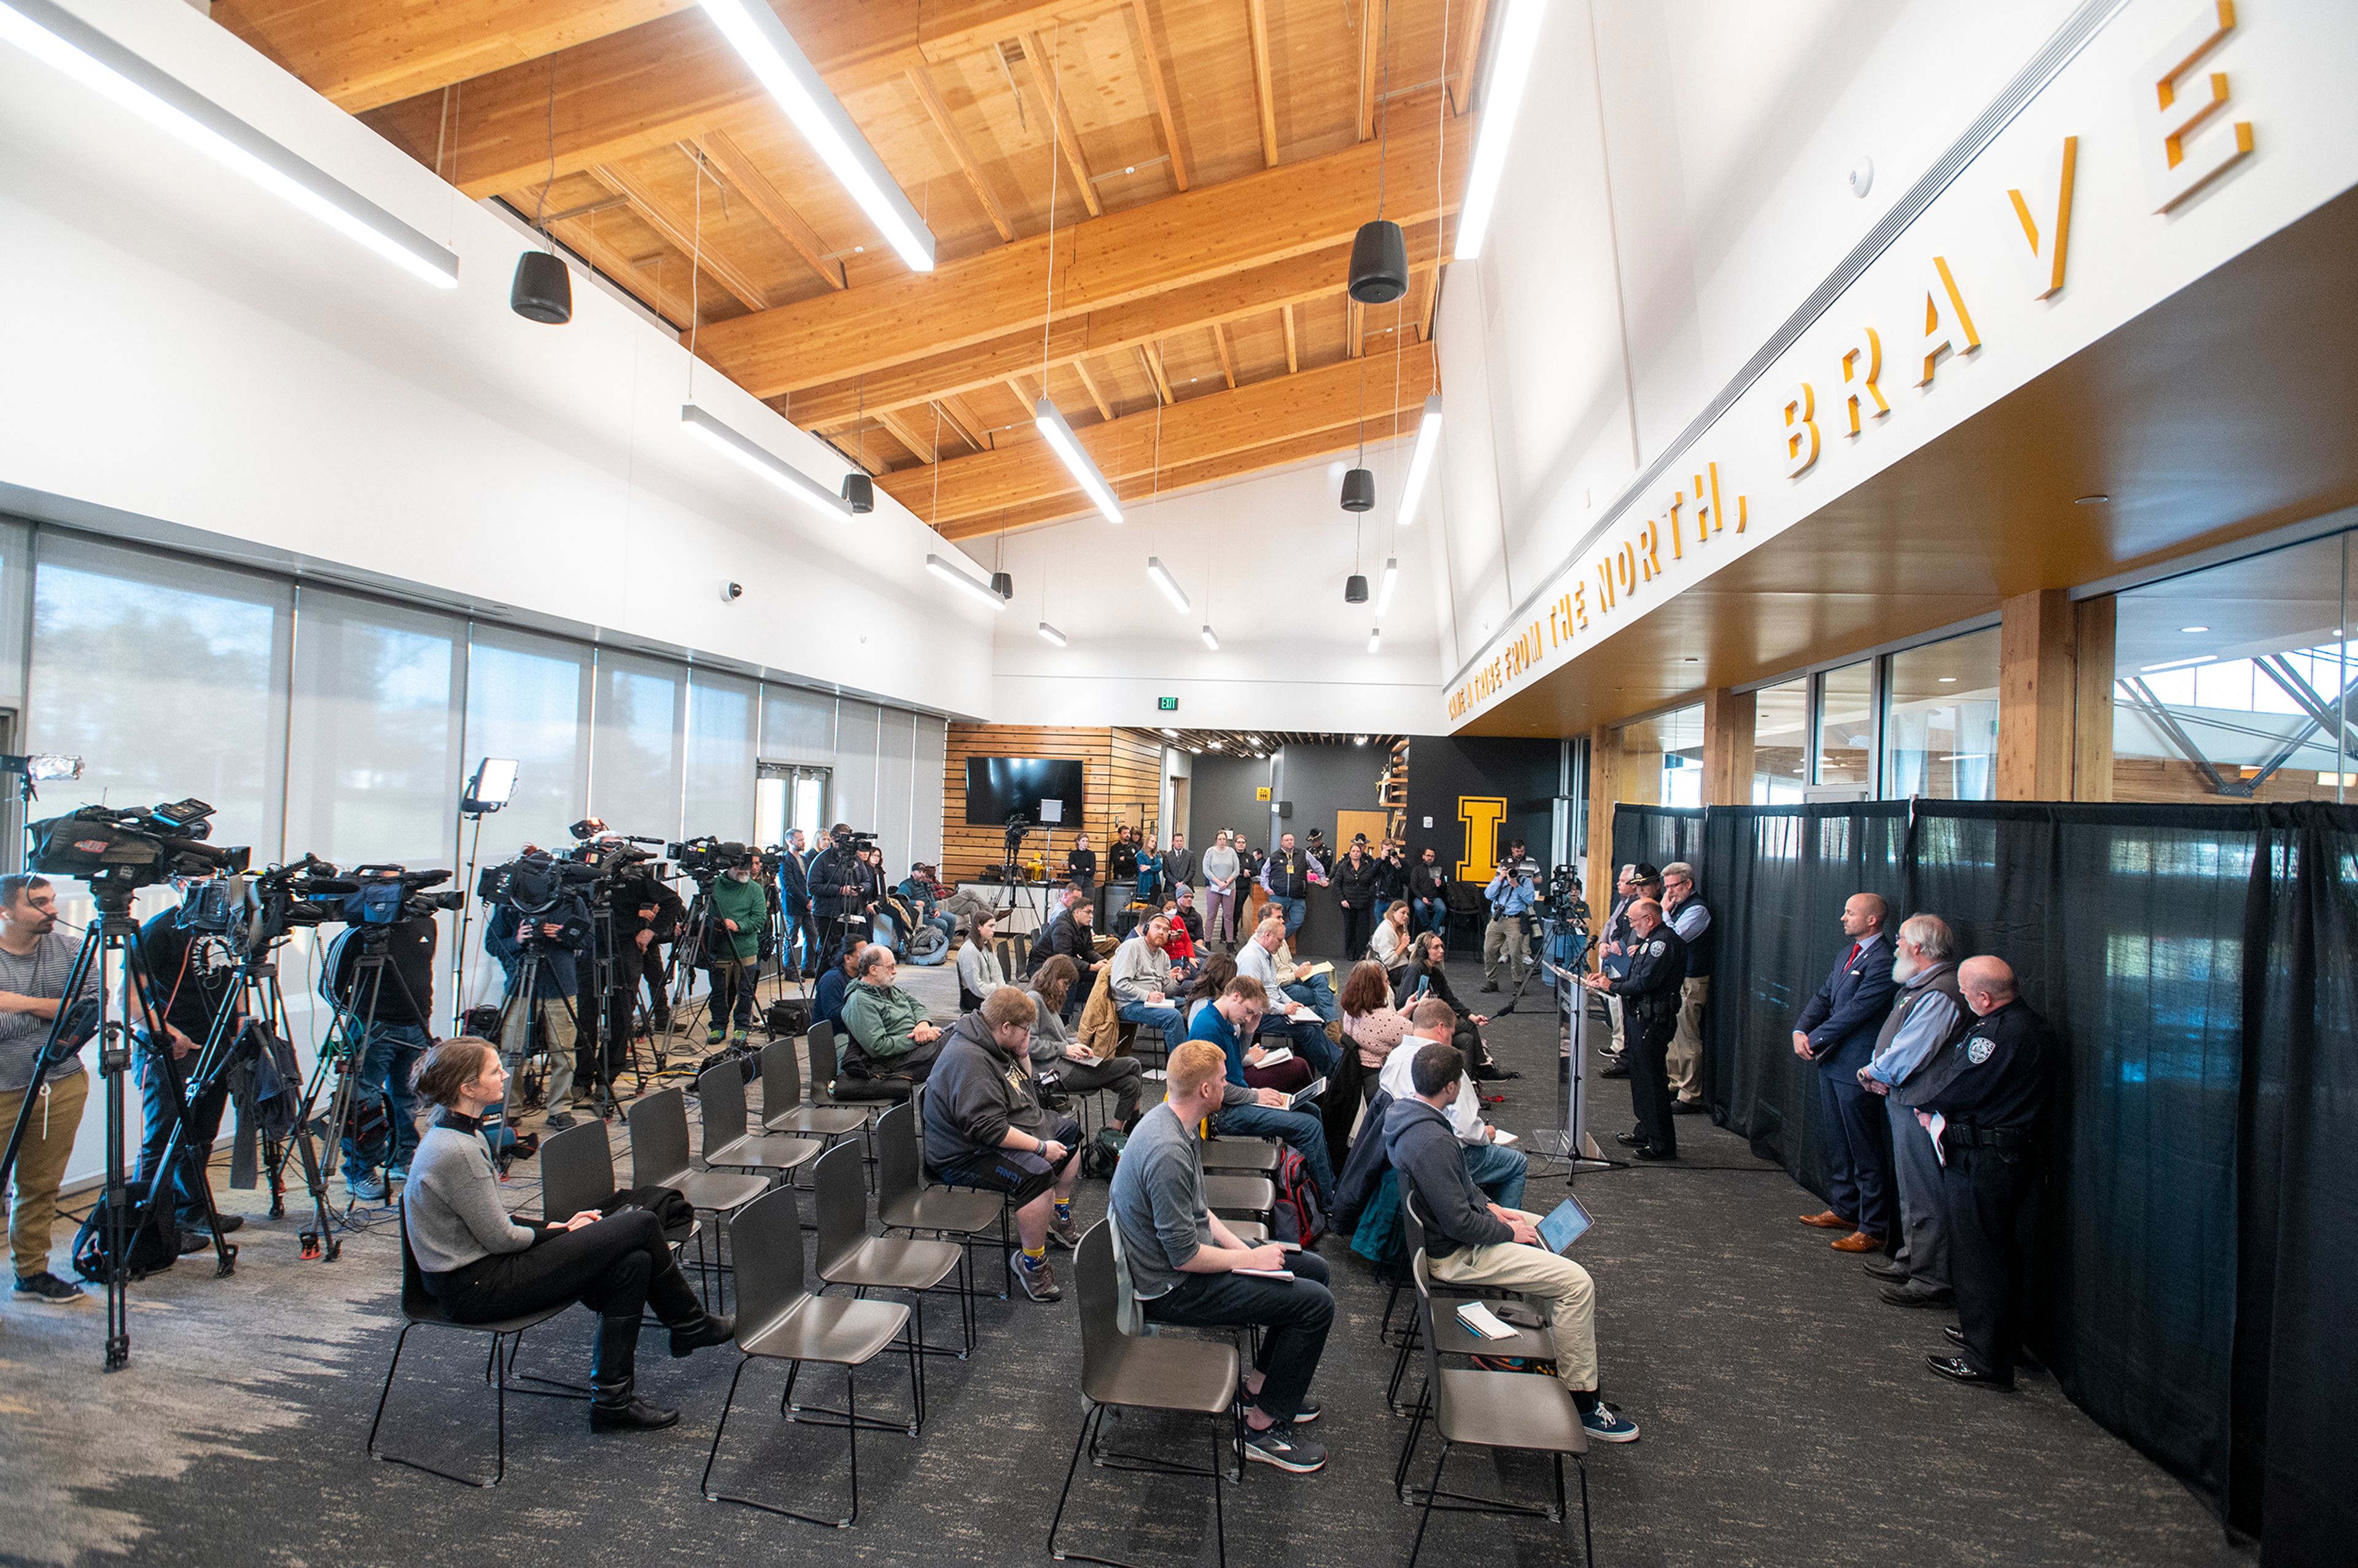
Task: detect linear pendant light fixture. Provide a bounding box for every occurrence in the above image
[1037,620,1068,647]
[680,403,851,518]
[1145,556,1191,615]
[1397,394,1443,527]
[1376,556,1399,615]
[1035,398,1124,524]
[1453,0,1547,262]
[1367,626,1383,655]
[695,0,935,272]
[927,554,1008,610]
[1200,624,1220,651]
[0,0,459,288]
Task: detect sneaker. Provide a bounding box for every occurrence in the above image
[706,1028,725,1047]
[14,1271,86,1305]
[348,1171,390,1202]
[1048,1211,1083,1250]
[1243,1426,1328,1473]
[382,1167,407,1185]
[1480,980,1501,993]
[1581,1403,1641,1443]
[544,1111,578,1131]
[732,1029,750,1045]
[1288,1397,1321,1425]
[1010,1254,1062,1302]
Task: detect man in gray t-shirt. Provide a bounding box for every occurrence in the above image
[0,875,101,1302]
[1107,1038,1336,1474]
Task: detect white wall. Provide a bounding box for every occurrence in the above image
[989,450,1442,731]
[0,0,996,723]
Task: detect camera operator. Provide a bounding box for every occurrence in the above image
[1481,845,1539,993]
[807,824,874,969]
[704,858,768,1047]
[0,875,101,1303]
[133,881,244,1241]
[330,906,438,1202]
[774,829,814,982]
[483,851,590,1132]
[606,860,683,1064]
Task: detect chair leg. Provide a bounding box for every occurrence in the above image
[1392,1383,1431,1499]
[369,1323,513,1489]
[1406,1441,1450,1568]
[1207,1407,1227,1568]
[365,1323,413,1462]
[841,1362,861,1527]
[1578,1457,1593,1567]
[699,1355,750,1500]
[1046,1402,1101,1561]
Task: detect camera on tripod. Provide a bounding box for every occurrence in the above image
[28,799,249,895]
[666,834,752,883]
[477,850,600,948]
[339,864,465,925]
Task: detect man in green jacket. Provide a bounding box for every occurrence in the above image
[705,861,769,1046]
[840,945,946,1087]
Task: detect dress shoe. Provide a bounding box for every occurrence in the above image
[1670,1098,1706,1116]
[1613,1131,1643,1147]
[669,1311,736,1357]
[1598,1059,1630,1079]
[1881,1282,1954,1308]
[1942,1324,1966,1347]
[1480,980,1500,993]
[1862,1257,1913,1283]
[1797,1210,1850,1230]
[1829,1230,1883,1253]
[1924,1354,2012,1391]
[1631,1145,1677,1161]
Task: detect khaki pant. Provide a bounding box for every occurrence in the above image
[1482,917,1529,984]
[1605,994,1625,1055]
[1430,1230,1599,1394]
[1667,976,1710,1101]
[0,1069,88,1279]
[504,996,577,1111]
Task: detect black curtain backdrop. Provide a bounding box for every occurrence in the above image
[1615,798,2357,1564]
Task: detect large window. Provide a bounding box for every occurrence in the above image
[1617,704,1704,808]
[2112,534,2351,802]
[684,669,757,839]
[1753,678,1808,802]
[287,590,464,865]
[1815,661,1875,791]
[462,629,589,853]
[591,654,684,838]
[1883,628,1999,801]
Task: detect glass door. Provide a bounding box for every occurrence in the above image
[756,761,830,848]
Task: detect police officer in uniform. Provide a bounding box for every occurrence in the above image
[1918,955,2054,1389]
[1582,897,1686,1160]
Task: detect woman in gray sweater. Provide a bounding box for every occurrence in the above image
[955,910,1006,1009]
[401,1038,733,1432]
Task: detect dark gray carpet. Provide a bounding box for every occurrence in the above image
[0,963,2246,1567]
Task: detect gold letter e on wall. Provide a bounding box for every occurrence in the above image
[1457,798,1507,883]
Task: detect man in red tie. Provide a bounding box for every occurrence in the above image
[1789,893,1899,1254]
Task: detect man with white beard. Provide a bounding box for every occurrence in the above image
[1856,914,1974,1308]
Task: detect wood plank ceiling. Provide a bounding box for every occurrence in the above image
[212,0,1489,540]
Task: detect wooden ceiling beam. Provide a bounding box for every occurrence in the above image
[359,0,1100,200]
[552,212,702,325]
[693,131,846,290]
[1356,0,1383,142]
[1072,359,1117,421]
[905,65,1018,243]
[588,161,772,310]
[874,405,943,464]
[211,0,695,114]
[1450,0,1494,115]
[1021,33,1104,220]
[1140,343,1175,406]
[1246,0,1280,167]
[1210,322,1237,389]
[1283,302,1299,372]
[1127,0,1190,192]
[879,339,1435,528]
[696,101,1469,399]
[1346,293,1363,360]
[1418,262,1441,340]
[935,395,991,454]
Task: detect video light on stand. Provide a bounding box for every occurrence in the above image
[0,0,460,288]
[461,758,518,816]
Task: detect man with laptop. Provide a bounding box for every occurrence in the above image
[1384,1040,1640,1443]
[1376,1000,1529,1208]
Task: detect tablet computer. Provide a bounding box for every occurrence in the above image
[1536,1194,1595,1254]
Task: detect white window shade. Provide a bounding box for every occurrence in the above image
[590,651,685,840]
[761,683,836,763]
[685,668,758,841]
[463,628,590,854]
[287,588,464,866]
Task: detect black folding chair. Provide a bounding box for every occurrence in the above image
[812,1139,971,1367]
[628,1086,766,1310]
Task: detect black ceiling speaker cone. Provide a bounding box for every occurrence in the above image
[1347,219,1409,304]
[1340,466,1376,511]
[1345,573,1370,604]
[841,473,875,513]
[990,570,1014,600]
[510,249,572,324]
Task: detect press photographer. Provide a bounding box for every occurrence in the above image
[480,847,593,1131]
[807,823,877,968]
[0,875,100,1305]
[607,855,683,1043]
[1481,843,1540,993]
[134,879,244,1243]
[326,867,459,1203]
[680,839,764,1047]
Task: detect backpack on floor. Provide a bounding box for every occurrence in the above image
[1269,1146,1328,1248]
[764,996,810,1039]
[71,1180,182,1283]
[1082,1127,1127,1181]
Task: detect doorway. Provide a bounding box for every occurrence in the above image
[755,762,830,849]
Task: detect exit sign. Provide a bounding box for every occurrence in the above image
[1157,697,1178,711]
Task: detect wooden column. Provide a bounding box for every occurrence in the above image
[1997,588,2077,801]
[1701,687,1757,806]
[2072,596,2117,801]
[1586,723,1620,916]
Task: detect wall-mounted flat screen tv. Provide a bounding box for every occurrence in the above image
[965,757,1085,826]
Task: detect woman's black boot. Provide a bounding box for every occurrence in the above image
[589,1312,679,1432]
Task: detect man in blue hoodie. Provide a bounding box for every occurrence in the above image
[1386,1041,1639,1444]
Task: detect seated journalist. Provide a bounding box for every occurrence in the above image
[922,987,1083,1303]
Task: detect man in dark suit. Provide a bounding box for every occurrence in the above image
[1791,893,1898,1253]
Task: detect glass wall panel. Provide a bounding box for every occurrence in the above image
[684,669,757,840]
[287,589,464,865]
[463,628,589,853]
[28,534,290,860]
[1816,661,1876,791]
[1619,704,1704,808]
[2113,534,2351,803]
[1883,628,2000,800]
[590,652,685,838]
[876,705,916,865]
[1753,677,1808,802]
[835,700,881,834]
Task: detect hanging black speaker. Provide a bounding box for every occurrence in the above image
[510,249,572,324]
[1345,573,1370,604]
[990,570,1014,600]
[1347,219,1409,305]
[1340,467,1376,511]
[842,473,874,513]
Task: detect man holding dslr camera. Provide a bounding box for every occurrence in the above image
[1481,839,1539,993]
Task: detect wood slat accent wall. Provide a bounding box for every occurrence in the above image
[941,725,1172,885]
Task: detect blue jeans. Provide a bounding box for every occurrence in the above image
[1371,897,1396,926]
[1463,1138,1529,1210]
[1144,1248,1333,1422]
[136,1046,228,1219]
[1117,999,1186,1044]
[1286,975,1340,1023]
[1274,896,1307,936]
[1413,896,1447,936]
[1259,1012,1339,1076]
[1214,1101,1334,1201]
[779,899,811,971]
[342,1022,428,1181]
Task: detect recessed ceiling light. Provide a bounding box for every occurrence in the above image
[1125,165,1136,173]
[1159,727,1178,738]
[2074,494,2110,505]
[2181,625,2210,633]
[1938,676,1958,683]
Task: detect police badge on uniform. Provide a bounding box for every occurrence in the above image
[1648,940,1665,956]
[1967,1034,1995,1065]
